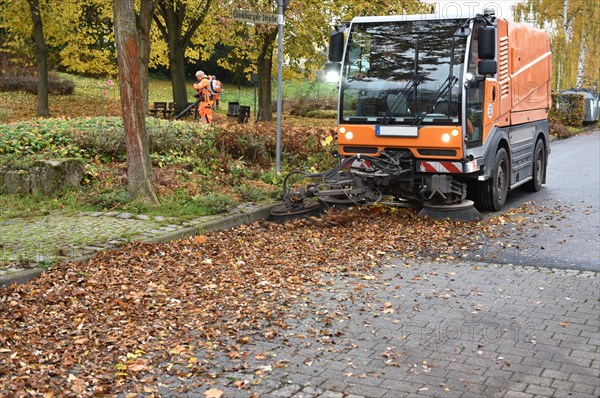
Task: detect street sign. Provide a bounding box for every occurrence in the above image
[232,9,278,25]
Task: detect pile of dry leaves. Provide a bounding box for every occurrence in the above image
[0,206,507,396]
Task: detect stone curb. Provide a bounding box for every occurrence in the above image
[0,203,277,287]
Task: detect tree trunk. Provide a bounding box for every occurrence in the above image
[114,0,159,205]
[576,34,587,88]
[138,0,157,113]
[27,0,49,117]
[563,0,570,40]
[157,2,190,108]
[153,0,213,107]
[169,41,189,107]
[256,28,278,121]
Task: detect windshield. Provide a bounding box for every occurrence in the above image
[340,19,468,125]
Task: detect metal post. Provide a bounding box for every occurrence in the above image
[275,0,284,173]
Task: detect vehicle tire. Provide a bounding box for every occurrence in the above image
[476,147,509,211]
[524,138,546,192]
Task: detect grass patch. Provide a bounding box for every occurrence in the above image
[0,188,98,219]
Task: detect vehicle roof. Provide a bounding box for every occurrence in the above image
[351,11,479,24]
[560,90,599,99]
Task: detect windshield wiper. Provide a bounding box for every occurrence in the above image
[377,76,422,125]
[378,36,421,125]
[414,35,459,127]
[413,75,459,126]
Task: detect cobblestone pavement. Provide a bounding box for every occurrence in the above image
[0,212,199,276]
[0,204,269,280]
[155,260,600,398]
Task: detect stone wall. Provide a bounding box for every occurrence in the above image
[0,159,84,196]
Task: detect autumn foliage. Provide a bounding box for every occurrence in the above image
[213,120,336,166]
[0,206,504,395]
[549,92,585,128]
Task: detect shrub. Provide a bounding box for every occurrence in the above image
[550,92,585,127]
[67,117,127,161]
[194,192,237,214]
[234,184,271,202]
[549,121,572,139]
[0,116,337,178]
[148,119,212,155]
[213,121,273,165]
[0,117,212,164]
[213,120,336,168]
[0,74,75,95]
[0,119,84,166]
[305,109,337,119]
[288,96,338,117]
[69,117,213,162]
[0,108,13,124]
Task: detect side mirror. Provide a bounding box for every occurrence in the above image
[478,26,496,60]
[464,72,478,88]
[478,60,497,75]
[454,26,471,37]
[329,27,345,63]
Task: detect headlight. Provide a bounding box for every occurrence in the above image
[326,70,340,83]
[325,62,341,83]
[345,131,354,140]
[451,129,459,137]
[441,133,451,143]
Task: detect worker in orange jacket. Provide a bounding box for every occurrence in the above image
[193,70,214,123]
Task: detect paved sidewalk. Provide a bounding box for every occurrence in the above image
[0,203,274,285]
[155,260,600,397]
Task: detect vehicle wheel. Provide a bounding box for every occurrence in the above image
[477,147,509,211]
[525,138,546,192]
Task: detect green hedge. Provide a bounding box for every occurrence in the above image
[0,117,211,166]
[0,116,335,172]
[0,74,75,95]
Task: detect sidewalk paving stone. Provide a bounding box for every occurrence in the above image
[140,258,600,397]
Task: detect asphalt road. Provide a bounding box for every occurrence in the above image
[488,130,600,271]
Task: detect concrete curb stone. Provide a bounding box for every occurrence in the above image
[0,203,277,287]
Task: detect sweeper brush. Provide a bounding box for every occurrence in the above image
[268,154,482,223]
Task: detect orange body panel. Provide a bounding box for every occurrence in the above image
[511,108,549,125]
[507,21,552,121]
[482,79,501,143]
[337,124,464,160]
[496,19,551,128]
[496,19,512,126]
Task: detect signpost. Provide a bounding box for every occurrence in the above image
[275,0,284,173]
[232,9,278,25]
[233,2,287,173]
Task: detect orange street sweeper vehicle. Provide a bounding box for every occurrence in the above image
[271,8,552,221]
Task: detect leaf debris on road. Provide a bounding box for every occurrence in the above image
[0,205,524,395]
